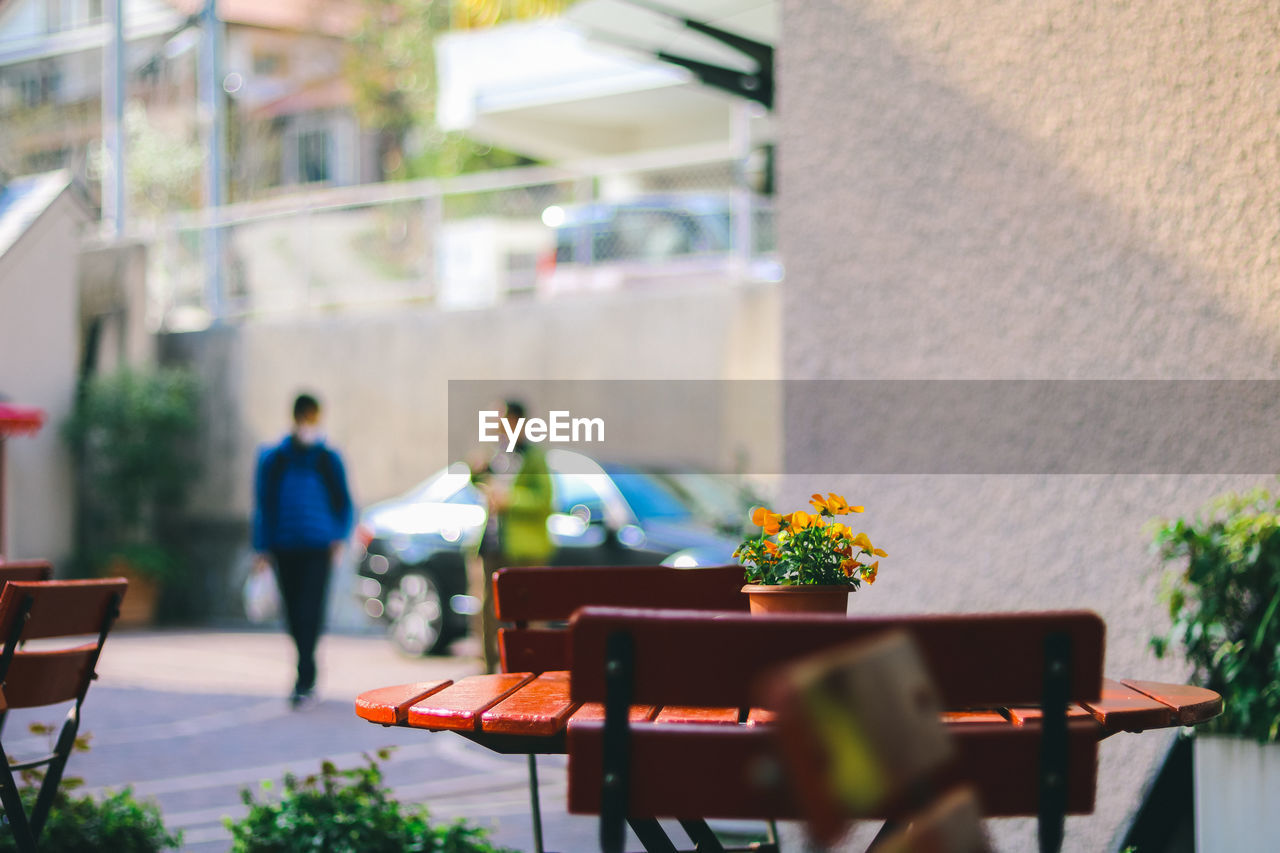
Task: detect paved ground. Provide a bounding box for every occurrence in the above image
[9,626,774,852]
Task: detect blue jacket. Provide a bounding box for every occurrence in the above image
[252,435,353,551]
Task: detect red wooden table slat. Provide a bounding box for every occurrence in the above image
[941,710,1009,725]
[1121,679,1224,726]
[653,706,741,725]
[407,673,535,731]
[1079,678,1174,732]
[569,703,659,724]
[355,681,452,725]
[746,708,776,727]
[1005,704,1092,726]
[481,671,579,736]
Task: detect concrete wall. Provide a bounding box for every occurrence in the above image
[0,183,86,563]
[162,281,779,617]
[780,2,1280,850]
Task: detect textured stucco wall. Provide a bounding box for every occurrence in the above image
[779,2,1280,850]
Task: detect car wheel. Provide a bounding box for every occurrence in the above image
[385,570,449,656]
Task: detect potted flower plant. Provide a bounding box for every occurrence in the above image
[1151,485,1280,852]
[734,492,886,614]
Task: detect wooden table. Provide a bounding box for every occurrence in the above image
[355,669,1222,810]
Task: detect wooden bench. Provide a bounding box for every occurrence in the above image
[0,578,127,853]
[564,606,1220,853]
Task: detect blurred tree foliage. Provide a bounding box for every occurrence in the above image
[345,0,568,180]
[62,368,202,582]
[120,105,205,217]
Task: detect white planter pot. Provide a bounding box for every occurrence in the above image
[1194,734,1280,852]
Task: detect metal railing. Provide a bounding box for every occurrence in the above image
[150,144,779,328]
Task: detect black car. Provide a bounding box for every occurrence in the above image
[353,449,761,655]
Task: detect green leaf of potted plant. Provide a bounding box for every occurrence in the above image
[62,368,200,625]
[734,492,886,614]
[1151,485,1280,851]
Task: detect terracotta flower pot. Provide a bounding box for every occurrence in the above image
[741,584,851,615]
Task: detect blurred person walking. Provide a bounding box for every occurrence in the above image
[252,393,354,709]
[471,400,554,672]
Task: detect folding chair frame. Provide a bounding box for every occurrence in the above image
[0,587,121,852]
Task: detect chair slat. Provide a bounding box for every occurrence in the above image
[0,563,53,584]
[0,580,127,641]
[2,647,97,708]
[493,565,746,623]
[570,607,1106,710]
[498,628,566,673]
[566,719,1100,820]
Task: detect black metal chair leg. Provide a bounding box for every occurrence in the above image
[678,819,727,852]
[29,705,80,839]
[0,750,37,853]
[628,818,680,853]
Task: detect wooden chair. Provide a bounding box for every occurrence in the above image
[0,561,53,585]
[0,578,127,853]
[0,560,56,736]
[765,630,994,852]
[493,564,749,673]
[566,607,1107,853]
[497,564,748,853]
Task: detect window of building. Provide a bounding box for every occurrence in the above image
[297,129,329,184]
[252,51,286,77]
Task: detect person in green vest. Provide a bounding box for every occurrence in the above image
[472,400,554,672]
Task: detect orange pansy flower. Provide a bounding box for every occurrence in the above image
[751,506,783,535]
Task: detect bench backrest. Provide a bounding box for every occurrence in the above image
[493,565,747,672]
[0,561,53,585]
[568,606,1106,710]
[567,605,1106,848]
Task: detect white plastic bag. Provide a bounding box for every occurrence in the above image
[243,566,281,623]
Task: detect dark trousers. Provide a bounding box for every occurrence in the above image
[272,547,332,694]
